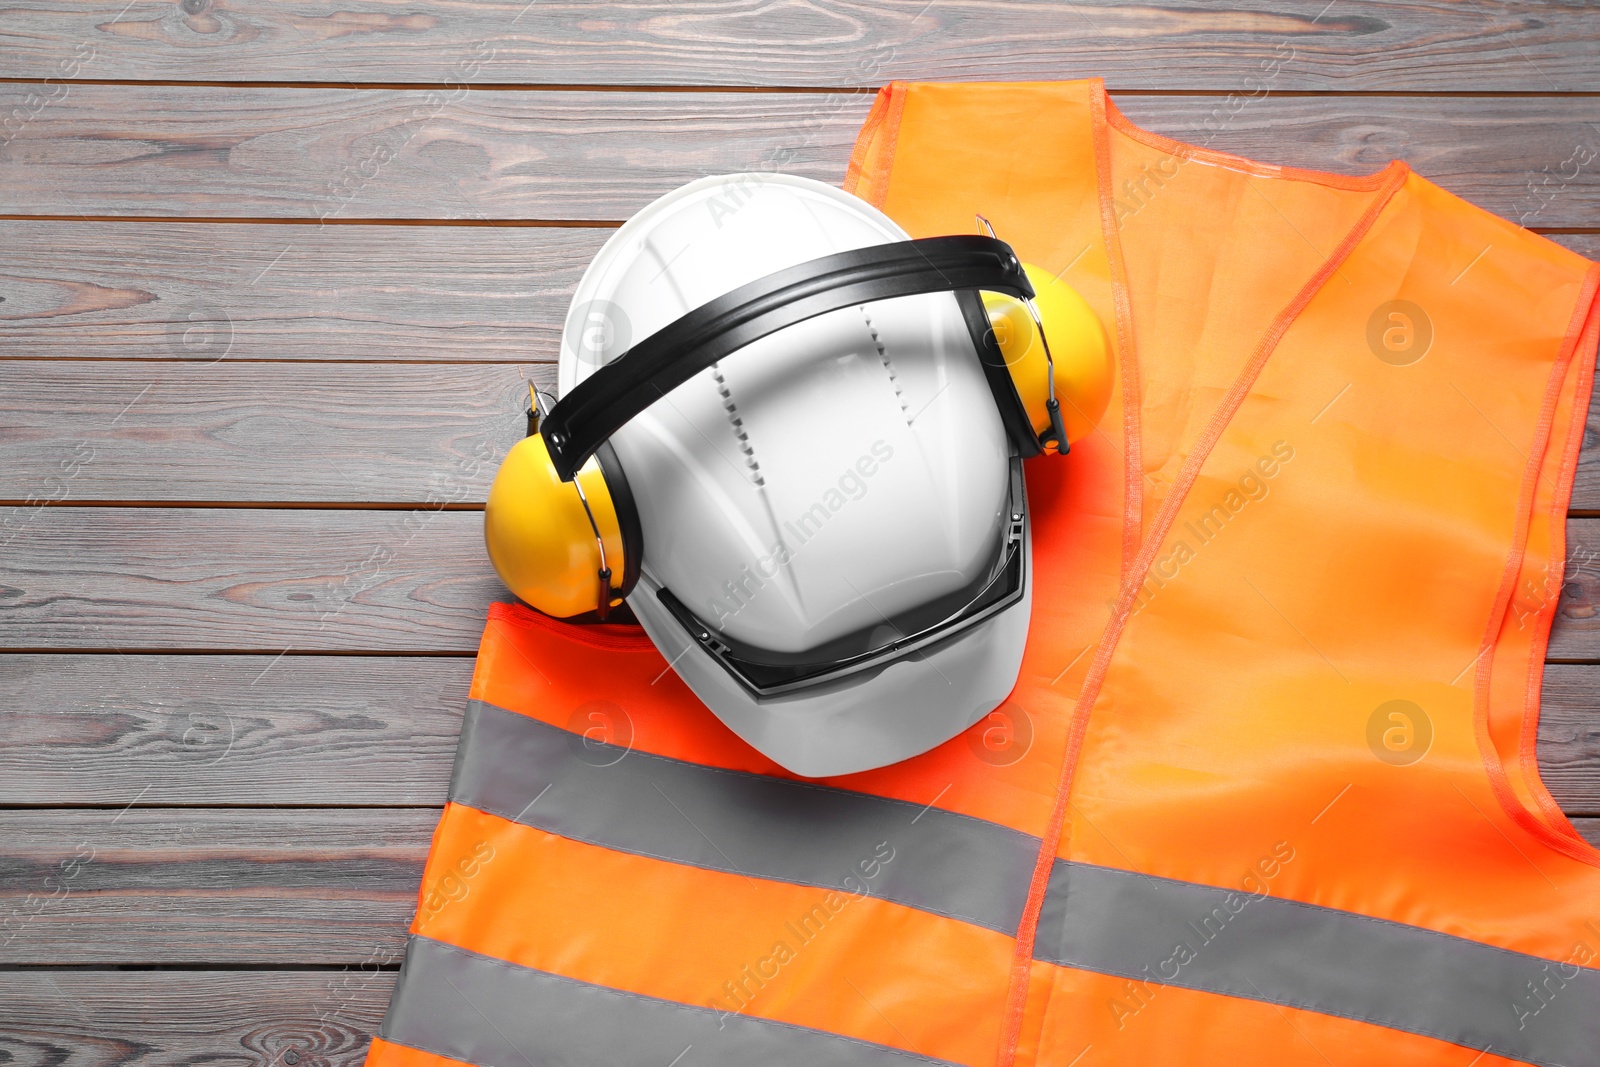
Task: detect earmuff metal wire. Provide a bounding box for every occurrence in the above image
[538,386,617,616]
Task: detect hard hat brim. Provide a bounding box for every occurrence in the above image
[628,518,1033,779]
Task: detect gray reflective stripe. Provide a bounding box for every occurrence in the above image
[448,700,1038,934]
[1035,861,1600,1067]
[380,935,962,1067]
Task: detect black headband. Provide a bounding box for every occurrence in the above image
[540,234,1035,481]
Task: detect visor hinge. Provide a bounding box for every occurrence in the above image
[697,629,732,656]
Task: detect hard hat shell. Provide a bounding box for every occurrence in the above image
[560,173,1032,777]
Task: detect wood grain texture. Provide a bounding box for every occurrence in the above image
[0,87,869,220]
[0,508,502,652]
[0,970,389,1065]
[1539,666,1600,818]
[0,0,1596,90]
[0,808,431,963]
[1553,520,1600,661]
[5,509,1600,656]
[1,87,1597,226]
[1,654,1597,814]
[0,361,549,502]
[0,220,604,361]
[1562,234,1600,515]
[0,655,471,805]
[1553,235,1600,261]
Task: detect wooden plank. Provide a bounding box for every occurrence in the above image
[0,220,603,361]
[1539,666,1600,818]
[1552,235,1600,261]
[0,655,469,805]
[0,0,1595,90]
[0,970,389,1065]
[1578,403,1600,517]
[0,808,430,964]
[1,87,1597,226]
[5,508,1600,656]
[1561,236,1600,515]
[0,508,500,652]
[0,87,868,221]
[1553,520,1600,661]
[0,361,547,503]
[1,653,1596,813]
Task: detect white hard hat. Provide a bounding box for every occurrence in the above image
[551,173,1037,777]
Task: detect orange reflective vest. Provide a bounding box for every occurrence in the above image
[367,79,1600,1067]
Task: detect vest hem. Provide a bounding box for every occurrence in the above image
[1474,262,1600,870]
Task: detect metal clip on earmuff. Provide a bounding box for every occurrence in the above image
[977,216,1069,455]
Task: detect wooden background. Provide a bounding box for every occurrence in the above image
[1,0,1597,1058]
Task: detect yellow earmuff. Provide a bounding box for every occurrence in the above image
[982,263,1113,449]
[483,391,631,619]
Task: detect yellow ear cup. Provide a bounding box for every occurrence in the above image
[983,263,1113,448]
[484,433,627,618]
